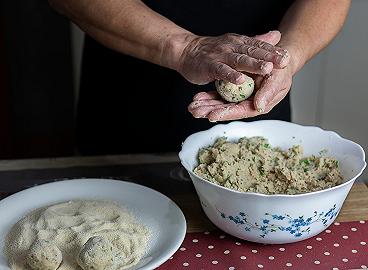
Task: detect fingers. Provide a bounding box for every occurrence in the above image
[253,30,281,46]
[263,88,289,113]
[238,41,290,69]
[190,103,233,118]
[207,101,259,122]
[188,99,225,111]
[193,91,219,101]
[209,62,246,84]
[253,73,291,112]
[253,74,279,112]
[253,75,264,90]
[225,53,273,75]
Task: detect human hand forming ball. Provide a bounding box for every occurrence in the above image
[187,31,293,121]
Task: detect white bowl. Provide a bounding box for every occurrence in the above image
[179,120,366,244]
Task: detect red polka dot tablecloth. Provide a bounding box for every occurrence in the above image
[158,220,367,270]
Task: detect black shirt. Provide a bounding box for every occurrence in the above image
[77,0,294,154]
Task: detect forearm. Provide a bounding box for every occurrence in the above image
[278,0,351,74]
[49,0,194,70]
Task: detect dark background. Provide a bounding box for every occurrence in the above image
[0,0,74,159]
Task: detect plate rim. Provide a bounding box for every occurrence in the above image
[0,178,187,270]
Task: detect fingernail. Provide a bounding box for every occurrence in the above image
[261,62,273,74]
[256,99,266,112]
[235,74,246,85]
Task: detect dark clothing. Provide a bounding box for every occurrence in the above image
[77,0,294,154]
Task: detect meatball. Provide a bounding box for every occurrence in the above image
[26,239,62,270]
[77,236,115,270]
[215,76,254,102]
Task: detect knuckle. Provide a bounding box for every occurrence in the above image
[262,51,272,60]
[224,33,243,44]
[231,54,244,67]
[242,36,251,44]
[252,39,262,47]
[246,46,258,56]
[223,33,236,40]
[213,63,227,76]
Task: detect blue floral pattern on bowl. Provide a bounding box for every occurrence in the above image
[218,204,339,238]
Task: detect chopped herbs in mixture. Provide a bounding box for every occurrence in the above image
[194,136,343,195]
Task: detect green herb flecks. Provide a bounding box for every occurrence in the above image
[300,159,310,166]
[334,160,339,168]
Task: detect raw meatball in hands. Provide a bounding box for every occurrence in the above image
[188,31,292,121]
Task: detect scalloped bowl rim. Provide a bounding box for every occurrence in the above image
[179,120,366,198]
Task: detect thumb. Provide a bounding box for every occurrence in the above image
[253,30,281,46]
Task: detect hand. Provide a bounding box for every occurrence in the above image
[188,65,293,121]
[175,31,290,85]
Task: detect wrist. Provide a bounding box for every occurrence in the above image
[277,42,305,75]
[160,31,198,71]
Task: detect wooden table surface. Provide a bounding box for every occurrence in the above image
[0,154,367,233]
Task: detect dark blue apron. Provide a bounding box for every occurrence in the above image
[77,0,294,154]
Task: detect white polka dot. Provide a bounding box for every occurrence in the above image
[279,247,285,251]
[351,227,357,232]
[342,258,349,262]
[240,256,246,260]
[332,268,339,270]
[316,237,322,241]
[296,254,302,258]
[286,262,292,267]
[219,235,226,239]
[192,239,198,243]
[180,247,186,251]
[334,222,340,225]
[195,253,202,257]
[252,249,258,253]
[352,249,358,253]
[169,256,173,260]
[183,262,189,267]
[224,250,230,255]
[361,265,367,269]
[342,235,348,239]
[314,260,320,265]
[360,241,366,245]
[235,242,241,246]
[229,267,235,270]
[212,261,218,265]
[269,256,274,260]
[325,229,331,233]
[334,243,340,247]
[324,251,330,256]
[208,245,214,249]
[359,220,365,224]
[307,245,313,249]
[257,264,264,268]
[204,231,210,234]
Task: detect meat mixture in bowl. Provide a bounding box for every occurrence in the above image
[194,136,343,195]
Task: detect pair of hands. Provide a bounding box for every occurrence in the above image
[176,31,294,122]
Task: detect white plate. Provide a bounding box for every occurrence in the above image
[0,179,186,270]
